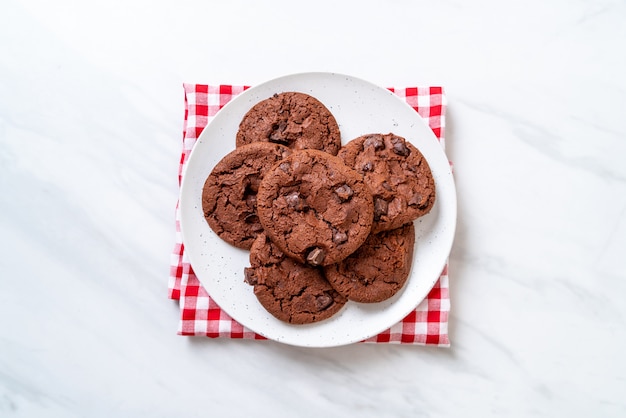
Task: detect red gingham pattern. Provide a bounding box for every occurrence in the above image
[169,83,450,346]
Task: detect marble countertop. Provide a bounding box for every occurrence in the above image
[2,0,625,416]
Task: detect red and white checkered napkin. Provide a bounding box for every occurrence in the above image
[169,83,451,346]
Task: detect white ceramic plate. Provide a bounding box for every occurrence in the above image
[179,72,456,347]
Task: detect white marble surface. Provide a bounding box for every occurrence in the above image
[2,0,625,416]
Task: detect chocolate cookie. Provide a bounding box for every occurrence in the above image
[202,142,291,249]
[244,233,347,324]
[324,223,415,303]
[256,149,374,266]
[338,133,435,233]
[236,92,342,155]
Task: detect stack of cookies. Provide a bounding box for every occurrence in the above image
[201,92,435,325]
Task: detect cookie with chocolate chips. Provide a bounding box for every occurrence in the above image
[324,223,415,303]
[236,92,342,155]
[244,233,347,324]
[256,149,374,266]
[202,142,291,249]
[338,133,435,233]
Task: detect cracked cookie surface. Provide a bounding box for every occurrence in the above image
[338,133,435,233]
[236,92,341,155]
[256,149,374,266]
[245,233,346,324]
[324,223,415,303]
[202,142,291,249]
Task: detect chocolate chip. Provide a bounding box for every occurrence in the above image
[278,162,291,173]
[364,135,384,150]
[332,230,348,244]
[245,193,256,209]
[244,213,259,224]
[391,137,410,156]
[285,191,299,206]
[334,184,354,202]
[285,191,305,211]
[269,135,289,145]
[315,294,333,310]
[408,193,423,207]
[244,267,257,285]
[382,181,392,191]
[306,247,325,266]
[245,175,261,193]
[269,121,289,144]
[243,212,263,232]
[362,161,374,172]
[374,198,388,219]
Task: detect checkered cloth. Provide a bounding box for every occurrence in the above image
[169,83,451,346]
